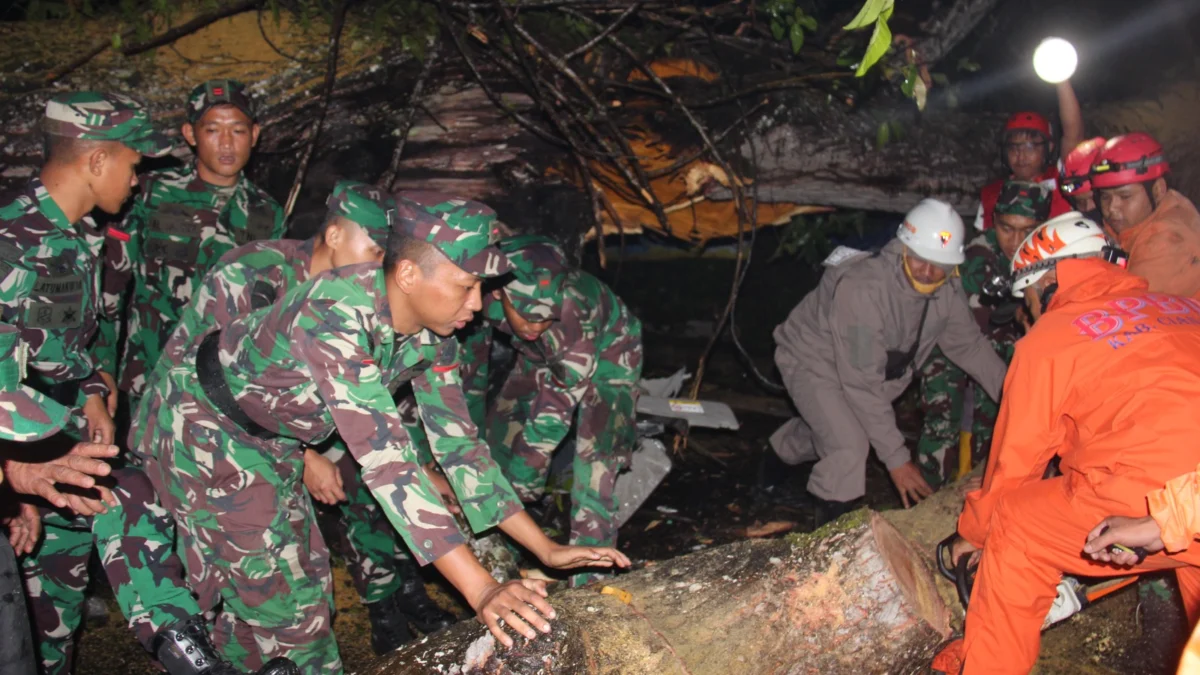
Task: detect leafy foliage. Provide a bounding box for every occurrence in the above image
[842,0,894,76]
[764,0,819,54]
[770,211,868,265]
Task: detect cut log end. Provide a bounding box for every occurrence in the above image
[870,510,954,639]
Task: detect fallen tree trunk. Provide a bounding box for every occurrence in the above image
[368,510,951,675]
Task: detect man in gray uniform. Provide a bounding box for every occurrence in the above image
[769,198,1008,524]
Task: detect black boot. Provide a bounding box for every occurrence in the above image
[391,574,457,635]
[152,615,300,675]
[367,596,415,655]
[813,497,859,528]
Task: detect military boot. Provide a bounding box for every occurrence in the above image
[367,596,415,655]
[152,614,300,675]
[392,561,457,634]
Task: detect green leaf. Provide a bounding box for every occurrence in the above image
[770,19,785,41]
[876,121,890,148]
[931,72,950,86]
[900,63,918,97]
[800,15,819,31]
[789,21,805,53]
[854,7,893,77]
[111,31,122,49]
[843,0,893,31]
[956,57,981,73]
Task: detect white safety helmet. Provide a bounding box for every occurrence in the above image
[1010,212,1111,297]
[896,198,966,266]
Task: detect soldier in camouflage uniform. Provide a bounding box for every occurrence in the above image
[98,80,285,412]
[457,235,643,588]
[916,181,1051,487]
[135,192,628,673]
[0,324,131,675]
[132,180,451,656]
[0,93,232,675]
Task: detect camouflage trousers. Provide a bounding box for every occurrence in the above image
[21,461,198,675]
[486,354,641,587]
[141,381,340,675]
[916,348,1000,489]
[329,451,409,605]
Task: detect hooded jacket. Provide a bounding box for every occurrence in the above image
[773,238,1007,470]
[1115,190,1200,298]
[959,259,1200,548]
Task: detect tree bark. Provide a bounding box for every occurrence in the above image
[367,510,952,675]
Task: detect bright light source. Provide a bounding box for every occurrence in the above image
[1033,37,1078,84]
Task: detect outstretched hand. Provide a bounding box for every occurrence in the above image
[539,543,632,571]
[472,578,554,648]
[890,461,934,508]
[4,442,119,516]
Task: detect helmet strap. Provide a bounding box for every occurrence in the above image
[902,251,951,295]
[1143,182,1159,212]
[1039,282,1059,312]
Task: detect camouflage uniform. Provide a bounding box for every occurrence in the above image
[916,181,1050,487]
[0,325,71,675]
[0,93,198,674]
[134,193,516,673]
[97,80,285,403]
[461,236,642,586]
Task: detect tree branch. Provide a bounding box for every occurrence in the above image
[120,0,260,56]
[284,0,350,221]
[379,40,441,191]
[908,0,1004,65]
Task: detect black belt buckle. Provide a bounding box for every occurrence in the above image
[196,333,277,440]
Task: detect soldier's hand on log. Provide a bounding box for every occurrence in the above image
[4,502,41,555]
[82,394,116,446]
[424,462,460,514]
[889,461,934,508]
[3,442,118,515]
[949,535,981,568]
[1083,516,1163,566]
[302,449,346,505]
[539,543,632,570]
[474,579,554,648]
[98,371,119,418]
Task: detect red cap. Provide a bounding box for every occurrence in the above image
[1060,137,1106,195]
[1090,133,1169,189]
[1003,112,1052,139]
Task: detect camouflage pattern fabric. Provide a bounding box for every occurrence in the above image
[994,180,1052,221]
[187,79,256,124]
[329,451,409,605]
[0,179,109,400]
[398,192,511,277]
[0,325,70,442]
[327,180,396,235]
[497,236,570,321]
[97,161,285,398]
[464,265,642,586]
[135,263,522,672]
[22,464,199,674]
[916,229,1021,487]
[43,91,172,157]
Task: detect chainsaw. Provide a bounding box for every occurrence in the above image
[934,532,1145,629]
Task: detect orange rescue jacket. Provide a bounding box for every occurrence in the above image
[959,259,1200,548]
[1118,190,1200,298]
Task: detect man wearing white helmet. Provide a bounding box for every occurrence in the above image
[768,198,1008,525]
[942,212,1200,674]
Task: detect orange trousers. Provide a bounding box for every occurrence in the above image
[963,477,1200,674]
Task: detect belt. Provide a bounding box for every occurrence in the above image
[25,378,81,409]
[196,332,277,440]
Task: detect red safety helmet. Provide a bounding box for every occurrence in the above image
[1060,137,1106,196]
[1003,112,1053,140]
[1090,132,1170,189]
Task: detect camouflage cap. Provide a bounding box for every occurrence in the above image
[326,180,396,247]
[187,79,256,124]
[0,326,70,442]
[44,92,173,158]
[995,180,1052,221]
[397,190,511,277]
[497,236,570,321]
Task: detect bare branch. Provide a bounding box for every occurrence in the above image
[564,1,641,61]
[284,0,351,222]
[379,40,441,191]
